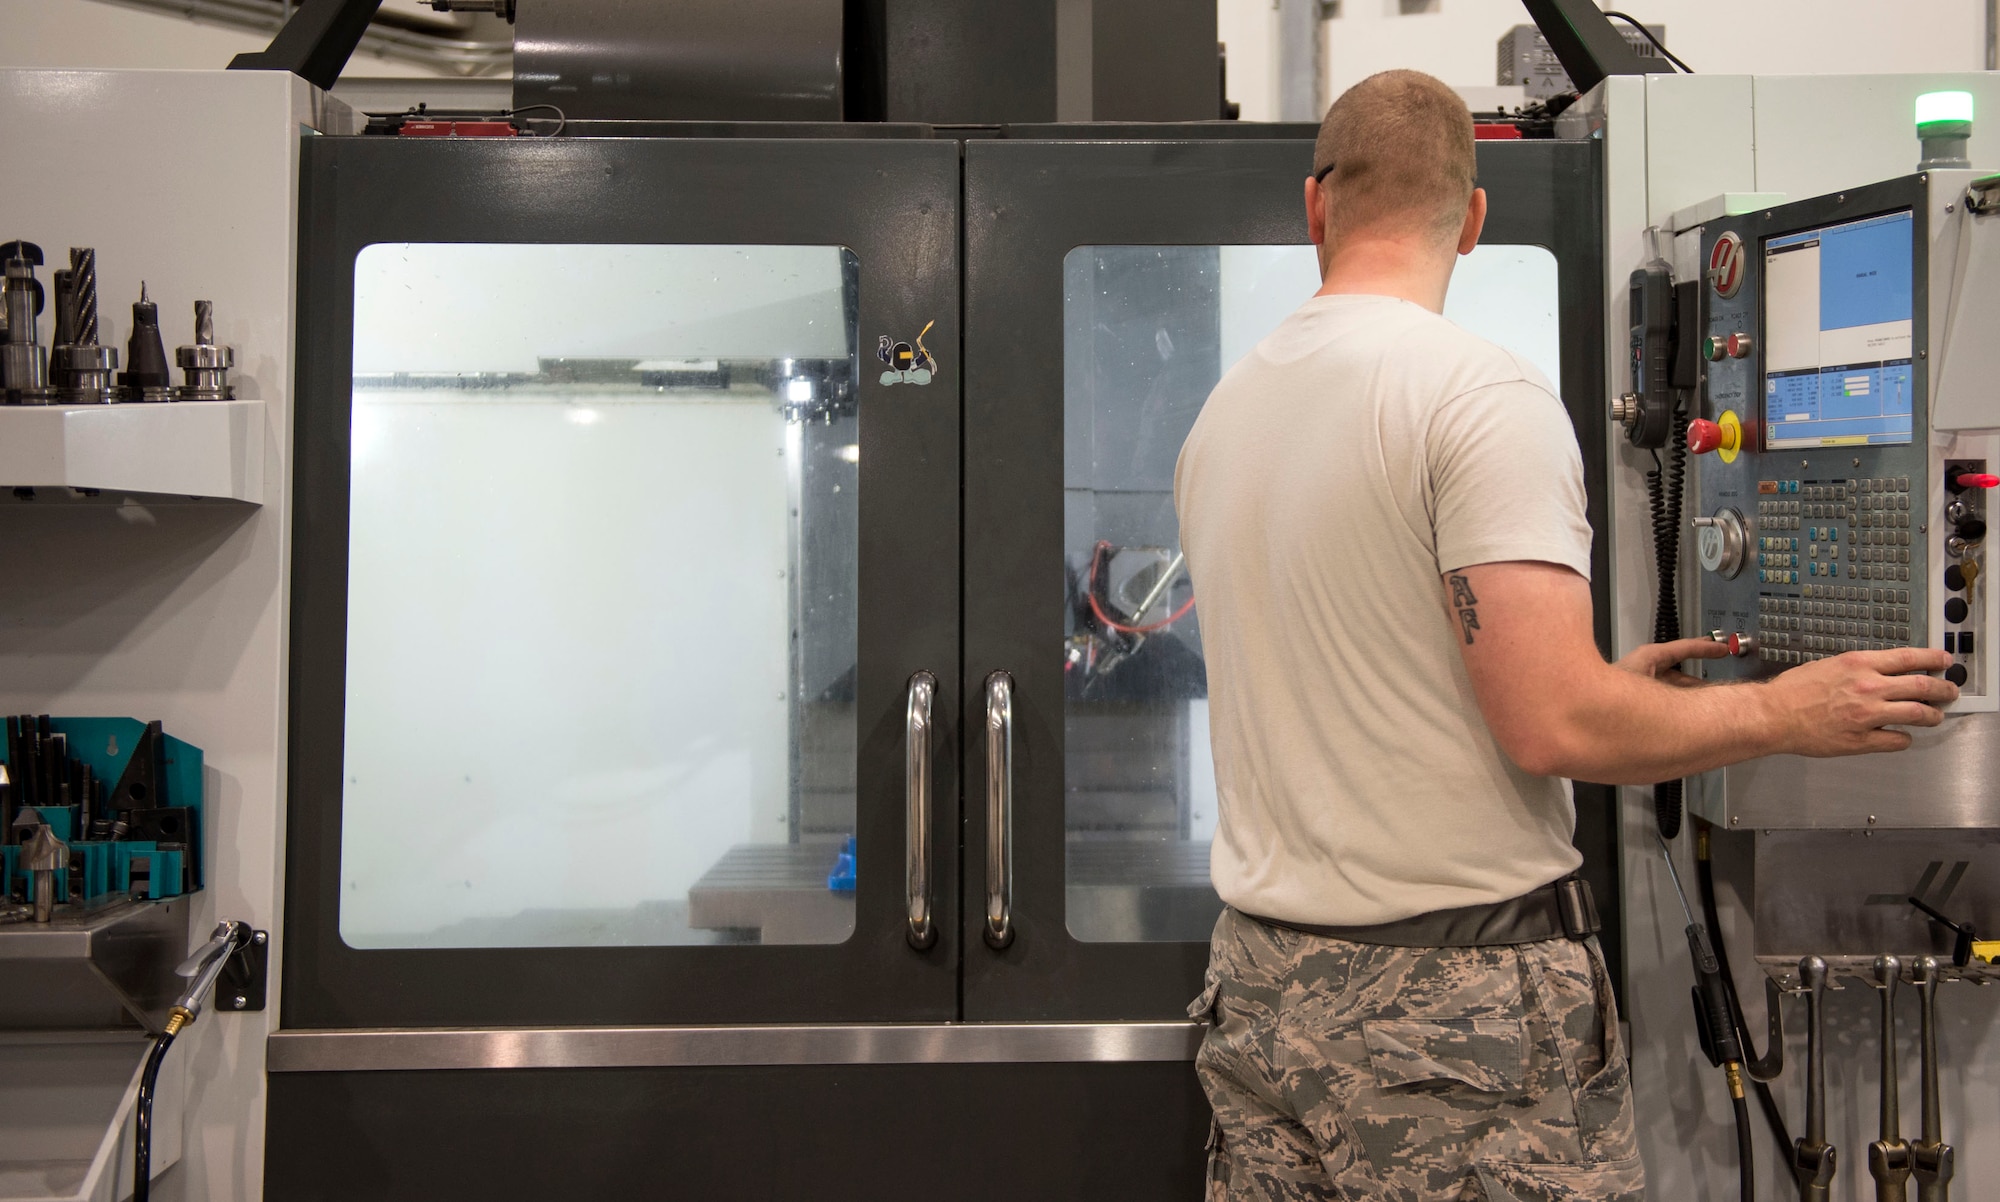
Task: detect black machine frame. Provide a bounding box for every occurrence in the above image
[284,134,965,1028]
[269,124,1613,1202]
[961,135,1616,1020]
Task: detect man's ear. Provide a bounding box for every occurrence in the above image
[1457,187,1487,257]
[1306,175,1328,252]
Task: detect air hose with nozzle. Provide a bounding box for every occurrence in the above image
[133,920,251,1202]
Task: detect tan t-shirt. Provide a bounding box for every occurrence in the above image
[1175,293,1593,927]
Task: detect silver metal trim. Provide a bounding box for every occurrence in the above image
[266,1022,1204,1073]
[984,671,1016,948]
[905,670,938,950]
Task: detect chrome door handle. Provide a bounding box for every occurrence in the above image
[905,670,938,950]
[984,670,1015,948]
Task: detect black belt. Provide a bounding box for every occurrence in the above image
[1240,876,1601,948]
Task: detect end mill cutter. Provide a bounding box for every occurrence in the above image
[1868,955,1913,1202]
[1910,957,1955,1201]
[174,299,234,401]
[51,247,118,404]
[1794,956,1837,1201]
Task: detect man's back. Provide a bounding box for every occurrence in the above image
[1176,292,1592,926]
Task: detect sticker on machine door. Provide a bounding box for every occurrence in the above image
[878,321,937,386]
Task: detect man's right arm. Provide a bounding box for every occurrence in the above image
[1446,559,1958,785]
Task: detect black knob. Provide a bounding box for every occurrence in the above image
[1957,517,1988,542]
[1946,565,1967,591]
[1947,664,1969,686]
[1946,598,1970,623]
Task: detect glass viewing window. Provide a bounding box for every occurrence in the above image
[340,243,862,949]
[1060,243,1562,943]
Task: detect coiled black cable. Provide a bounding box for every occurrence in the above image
[133,1027,177,1202]
[1645,411,1691,837]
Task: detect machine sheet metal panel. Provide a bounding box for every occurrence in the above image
[1932,176,2000,432]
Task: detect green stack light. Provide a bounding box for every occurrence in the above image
[1916,90,1975,136]
[1916,90,1975,170]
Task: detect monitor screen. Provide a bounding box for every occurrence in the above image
[1761,209,1915,448]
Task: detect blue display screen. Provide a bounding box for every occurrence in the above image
[1761,210,1915,448]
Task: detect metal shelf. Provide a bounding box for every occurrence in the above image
[0,402,263,504]
[0,897,192,1034]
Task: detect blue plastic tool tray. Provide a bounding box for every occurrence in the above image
[1,718,204,905]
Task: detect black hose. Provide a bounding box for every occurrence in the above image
[1732,1090,1756,1202]
[1645,413,1691,837]
[1696,831,1795,1156]
[134,1028,177,1202]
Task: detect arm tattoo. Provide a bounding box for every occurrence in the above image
[1448,574,1480,644]
[1457,606,1481,644]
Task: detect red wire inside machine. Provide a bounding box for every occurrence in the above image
[1087,541,1196,634]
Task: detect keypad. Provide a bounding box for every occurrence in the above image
[1752,476,1917,662]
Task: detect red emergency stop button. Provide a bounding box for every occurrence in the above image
[1688,414,1743,457]
[1957,473,2000,490]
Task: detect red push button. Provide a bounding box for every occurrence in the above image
[1726,632,1756,658]
[1688,419,1725,454]
[1726,332,1754,359]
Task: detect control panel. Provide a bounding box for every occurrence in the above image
[1690,173,1998,716]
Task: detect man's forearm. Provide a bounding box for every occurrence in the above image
[1525,664,1790,784]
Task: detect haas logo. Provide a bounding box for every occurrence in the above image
[1708,231,1745,299]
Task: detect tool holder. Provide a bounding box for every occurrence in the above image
[1,718,205,907]
[1760,957,2000,988]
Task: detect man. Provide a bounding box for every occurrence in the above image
[1174,69,1956,1201]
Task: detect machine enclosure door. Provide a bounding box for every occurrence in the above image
[287,135,963,1028]
[960,137,1610,1020]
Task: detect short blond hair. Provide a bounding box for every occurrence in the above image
[1312,70,1476,244]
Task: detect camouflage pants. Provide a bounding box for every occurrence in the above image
[1191,908,1644,1201]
